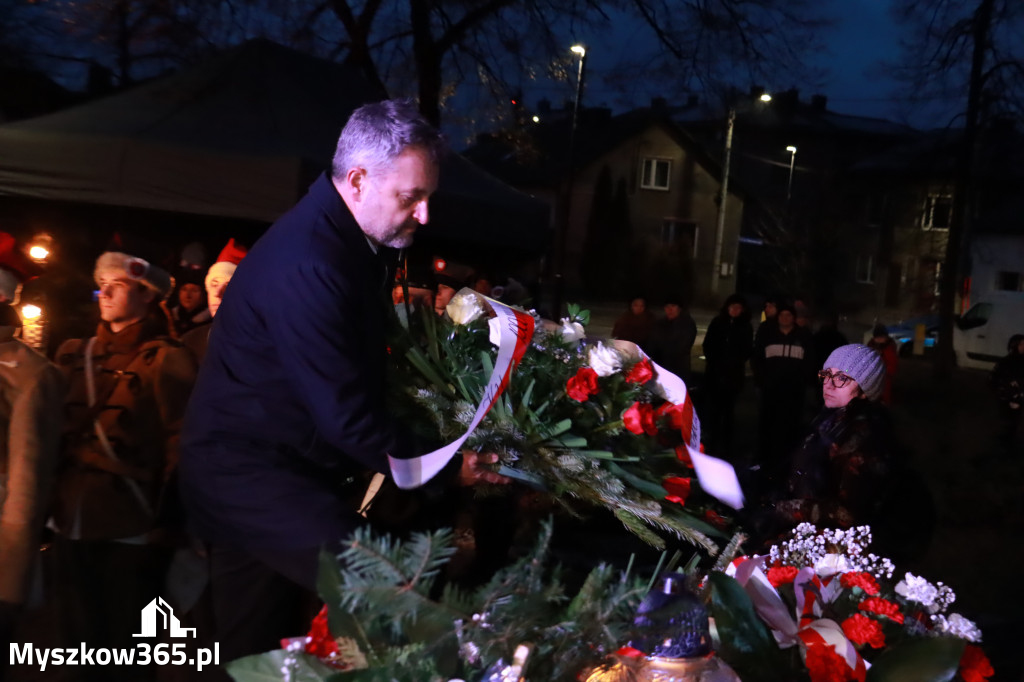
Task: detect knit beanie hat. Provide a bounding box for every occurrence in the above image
[822,343,886,401]
[95,252,173,299]
[206,238,248,288]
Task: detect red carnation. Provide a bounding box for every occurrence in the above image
[840,572,880,596]
[623,402,657,435]
[624,358,654,384]
[767,565,799,587]
[959,644,994,682]
[805,642,863,682]
[858,597,904,624]
[662,476,691,506]
[674,445,694,467]
[616,646,645,659]
[304,605,339,659]
[704,509,728,529]
[841,613,886,649]
[566,367,600,402]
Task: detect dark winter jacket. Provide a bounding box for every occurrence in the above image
[750,324,813,392]
[179,173,421,551]
[702,306,753,391]
[648,314,697,380]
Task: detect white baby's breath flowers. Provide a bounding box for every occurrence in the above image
[931,613,982,643]
[587,342,623,376]
[558,317,586,343]
[447,292,485,325]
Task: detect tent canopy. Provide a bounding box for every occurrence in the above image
[0,39,550,255]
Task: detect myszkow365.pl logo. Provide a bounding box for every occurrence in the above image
[10,597,220,672]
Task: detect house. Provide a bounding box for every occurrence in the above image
[841,120,1024,320]
[465,103,743,306]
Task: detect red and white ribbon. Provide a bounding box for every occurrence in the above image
[388,292,535,489]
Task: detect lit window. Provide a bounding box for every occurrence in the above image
[922,194,952,230]
[640,158,671,190]
[855,255,874,284]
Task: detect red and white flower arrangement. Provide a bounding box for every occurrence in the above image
[716,523,993,682]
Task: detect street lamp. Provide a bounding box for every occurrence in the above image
[710,92,771,295]
[785,145,797,207]
[551,44,587,318]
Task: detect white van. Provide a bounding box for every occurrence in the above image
[953,295,1024,369]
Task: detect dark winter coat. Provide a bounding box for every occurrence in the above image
[179,173,422,551]
[750,324,813,392]
[648,314,697,380]
[702,311,753,391]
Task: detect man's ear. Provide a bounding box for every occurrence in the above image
[141,287,157,304]
[346,167,367,198]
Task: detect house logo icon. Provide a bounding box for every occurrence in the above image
[132,597,196,638]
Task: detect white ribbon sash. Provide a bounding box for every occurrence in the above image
[388,293,535,489]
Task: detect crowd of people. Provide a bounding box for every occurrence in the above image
[0,98,1020,682]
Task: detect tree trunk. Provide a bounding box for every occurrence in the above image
[935,0,993,379]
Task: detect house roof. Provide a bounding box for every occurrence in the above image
[464,105,742,197]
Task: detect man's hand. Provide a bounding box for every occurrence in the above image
[458,450,512,486]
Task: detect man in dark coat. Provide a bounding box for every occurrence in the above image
[700,293,753,458]
[648,295,697,382]
[179,100,505,661]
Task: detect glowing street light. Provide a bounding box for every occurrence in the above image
[786,145,798,207]
[552,43,588,317]
[711,92,772,294]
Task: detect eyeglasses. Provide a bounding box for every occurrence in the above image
[818,369,855,388]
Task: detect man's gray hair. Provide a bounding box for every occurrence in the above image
[331,99,446,179]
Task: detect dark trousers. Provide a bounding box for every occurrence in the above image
[208,545,323,665]
[701,382,742,459]
[757,384,806,483]
[50,537,174,682]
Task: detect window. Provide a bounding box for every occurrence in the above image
[922,194,952,230]
[996,271,1023,292]
[662,219,698,256]
[640,158,671,190]
[855,255,875,284]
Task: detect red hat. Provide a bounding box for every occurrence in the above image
[206,238,248,286]
[0,232,42,302]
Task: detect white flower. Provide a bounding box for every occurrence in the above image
[587,342,623,377]
[931,613,982,643]
[488,317,502,346]
[558,317,586,343]
[895,572,939,607]
[814,553,852,577]
[447,292,485,325]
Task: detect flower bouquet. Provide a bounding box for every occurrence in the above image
[384,290,740,552]
[707,523,994,682]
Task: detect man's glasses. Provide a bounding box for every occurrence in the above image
[818,369,854,388]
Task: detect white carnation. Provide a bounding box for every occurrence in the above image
[931,613,982,643]
[587,342,623,377]
[895,572,939,607]
[447,292,485,325]
[814,553,852,577]
[558,318,586,343]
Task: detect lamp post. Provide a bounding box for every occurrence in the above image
[710,92,771,295]
[552,44,587,318]
[785,145,797,208]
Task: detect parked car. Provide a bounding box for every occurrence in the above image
[863,315,939,357]
[954,295,1024,369]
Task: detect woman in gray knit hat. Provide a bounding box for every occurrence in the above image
[755,344,933,560]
